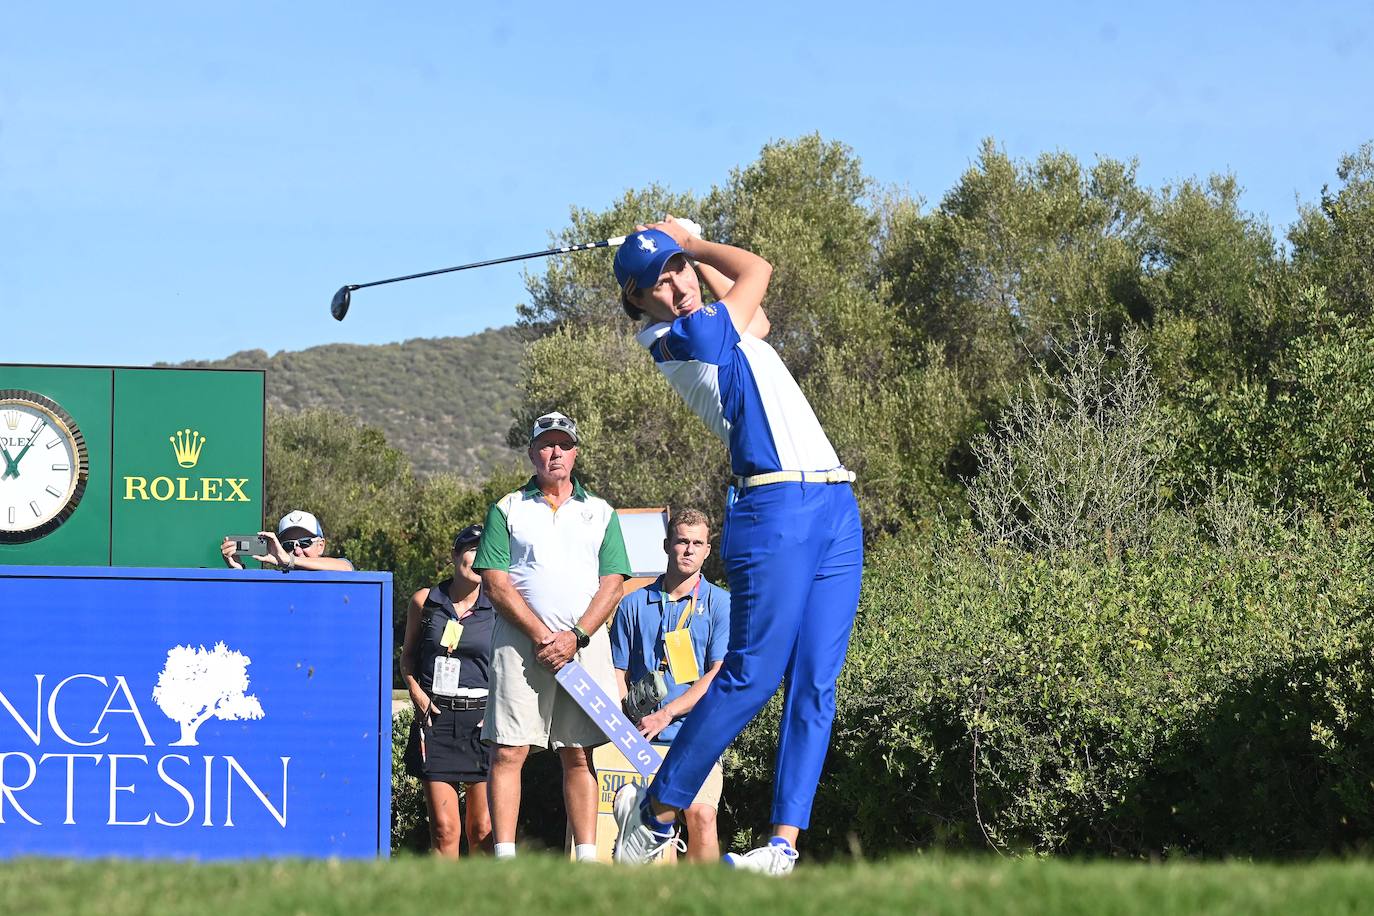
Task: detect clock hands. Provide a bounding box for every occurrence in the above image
[0,445,18,480]
[0,393,89,543]
[1,420,46,480]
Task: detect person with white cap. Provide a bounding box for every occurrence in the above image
[609,218,862,875]
[220,509,355,571]
[472,410,632,862]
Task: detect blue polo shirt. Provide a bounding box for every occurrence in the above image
[610,574,731,743]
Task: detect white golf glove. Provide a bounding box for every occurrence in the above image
[675,216,703,240]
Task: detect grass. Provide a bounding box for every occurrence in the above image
[5,855,1374,915]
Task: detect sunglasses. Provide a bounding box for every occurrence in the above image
[535,416,577,433]
[453,524,484,551]
[532,415,578,446]
[281,537,320,551]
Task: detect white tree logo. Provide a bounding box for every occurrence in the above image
[152,642,265,746]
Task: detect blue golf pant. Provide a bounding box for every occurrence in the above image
[650,480,863,829]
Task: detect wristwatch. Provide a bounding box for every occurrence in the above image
[571,624,591,649]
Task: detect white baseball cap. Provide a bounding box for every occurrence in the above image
[529,411,579,446]
[277,509,324,537]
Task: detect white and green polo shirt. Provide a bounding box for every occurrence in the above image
[473,476,631,631]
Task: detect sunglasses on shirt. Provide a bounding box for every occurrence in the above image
[281,537,320,551]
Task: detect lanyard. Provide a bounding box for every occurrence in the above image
[673,576,702,632]
[438,585,482,656]
[657,576,701,673]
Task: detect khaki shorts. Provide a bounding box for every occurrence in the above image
[651,746,723,810]
[482,616,615,750]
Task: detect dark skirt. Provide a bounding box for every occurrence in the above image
[404,704,491,784]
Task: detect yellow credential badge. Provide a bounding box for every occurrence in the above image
[664,629,699,683]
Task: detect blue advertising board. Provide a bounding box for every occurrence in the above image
[0,566,392,859]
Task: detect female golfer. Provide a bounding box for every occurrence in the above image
[401,524,496,857]
[611,218,863,875]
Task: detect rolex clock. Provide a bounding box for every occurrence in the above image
[0,389,90,543]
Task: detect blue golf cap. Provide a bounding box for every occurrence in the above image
[613,229,685,291]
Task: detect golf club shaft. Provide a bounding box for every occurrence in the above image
[348,235,628,292]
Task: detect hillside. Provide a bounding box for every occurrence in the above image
[174,327,527,479]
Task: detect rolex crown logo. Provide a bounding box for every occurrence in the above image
[169,429,207,468]
[2,411,17,431]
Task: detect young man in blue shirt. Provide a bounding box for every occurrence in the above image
[611,508,731,862]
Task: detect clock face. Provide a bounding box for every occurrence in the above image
[0,389,90,543]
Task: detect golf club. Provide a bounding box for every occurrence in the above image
[330,235,627,320]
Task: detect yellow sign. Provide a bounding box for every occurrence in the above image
[590,743,676,864]
[122,429,250,502]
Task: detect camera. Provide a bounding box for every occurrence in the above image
[227,534,270,557]
[624,671,668,722]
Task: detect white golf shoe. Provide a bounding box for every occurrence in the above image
[723,840,799,876]
[612,783,676,865]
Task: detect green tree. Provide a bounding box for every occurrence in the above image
[1163,289,1374,514]
[1142,174,1291,390]
[265,405,414,565]
[1290,141,1374,316]
[879,140,1152,402]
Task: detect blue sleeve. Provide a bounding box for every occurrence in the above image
[610,597,633,670]
[654,303,739,365]
[706,586,731,665]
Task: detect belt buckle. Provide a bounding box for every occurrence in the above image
[448,695,483,710]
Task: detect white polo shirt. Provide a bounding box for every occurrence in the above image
[473,476,631,630]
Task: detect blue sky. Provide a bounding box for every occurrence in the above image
[2,2,1371,366]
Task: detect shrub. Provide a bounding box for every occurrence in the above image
[725,506,1374,858]
[391,708,429,853]
[968,323,1173,556]
[725,323,1374,858]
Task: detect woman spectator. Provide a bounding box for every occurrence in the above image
[401,524,495,857]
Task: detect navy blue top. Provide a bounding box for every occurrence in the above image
[414,578,494,693]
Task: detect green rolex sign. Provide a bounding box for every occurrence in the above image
[0,365,263,568]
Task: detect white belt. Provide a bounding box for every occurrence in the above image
[440,687,488,698]
[735,468,856,491]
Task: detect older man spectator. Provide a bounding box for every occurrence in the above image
[473,411,631,862]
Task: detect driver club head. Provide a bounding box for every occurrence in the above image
[330,285,353,321]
